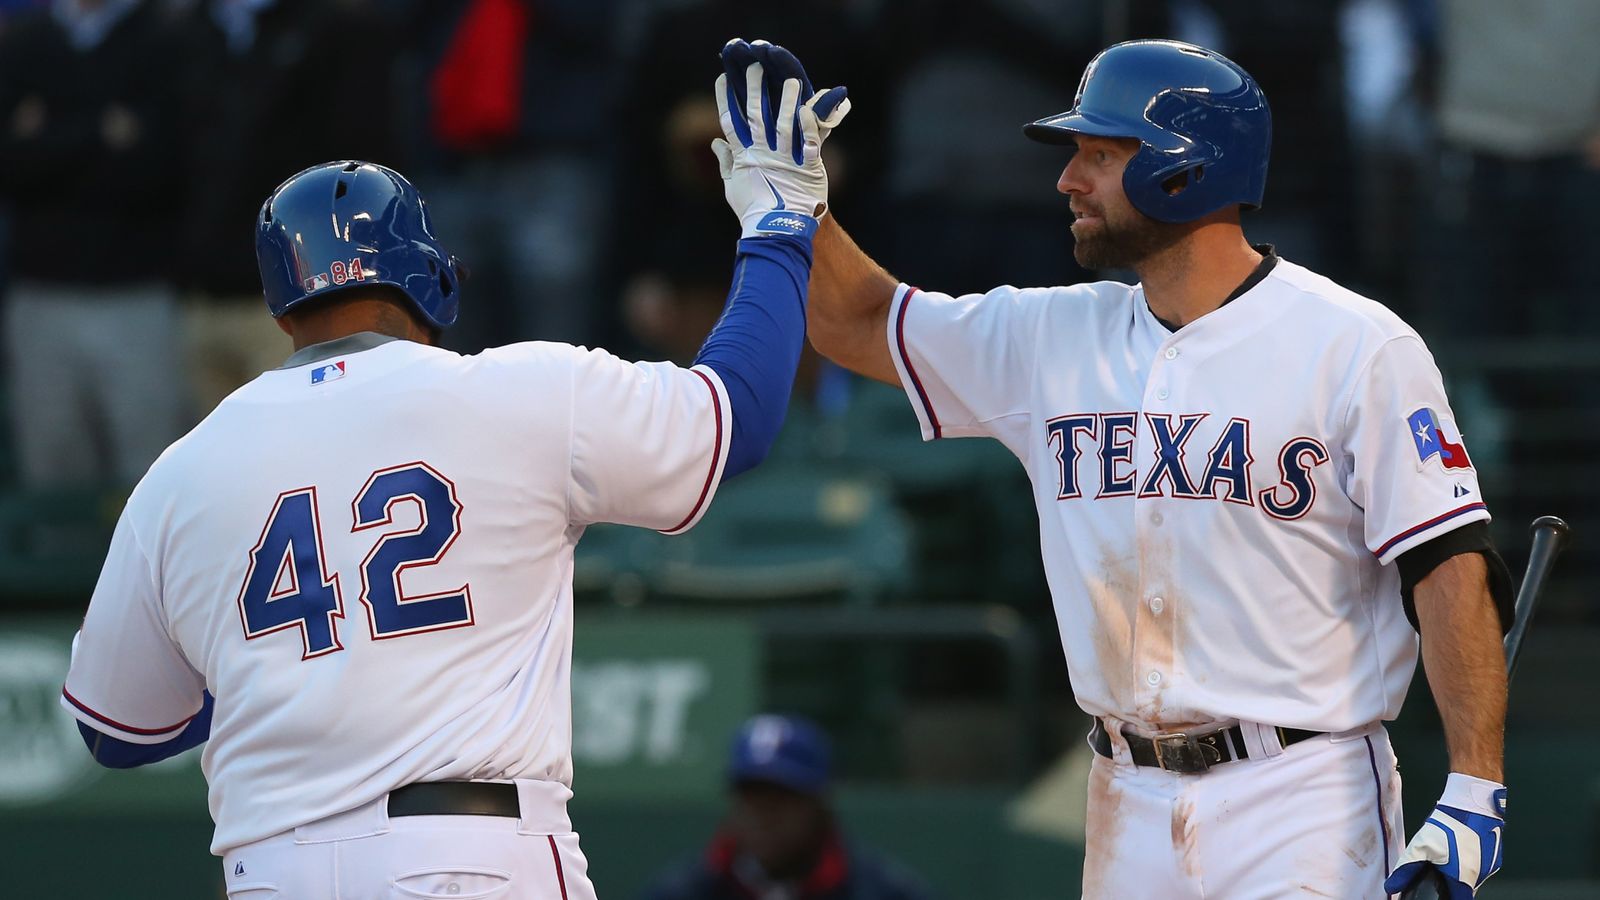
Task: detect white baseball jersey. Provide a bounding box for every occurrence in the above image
[61,333,731,853]
[886,257,1489,732]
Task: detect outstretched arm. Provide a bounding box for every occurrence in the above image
[806,216,900,385]
[690,38,850,479]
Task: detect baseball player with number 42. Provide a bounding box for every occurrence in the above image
[784,38,1516,899]
[58,42,848,898]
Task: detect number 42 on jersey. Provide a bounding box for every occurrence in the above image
[236,461,473,659]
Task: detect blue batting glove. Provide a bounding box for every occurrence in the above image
[1384,773,1506,899]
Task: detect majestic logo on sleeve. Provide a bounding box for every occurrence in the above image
[1408,407,1472,470]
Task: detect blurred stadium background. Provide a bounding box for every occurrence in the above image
[0,0,1596,897]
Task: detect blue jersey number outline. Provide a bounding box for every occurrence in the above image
[236,463,471,657]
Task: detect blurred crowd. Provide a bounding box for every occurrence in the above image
[0,0,1596,496]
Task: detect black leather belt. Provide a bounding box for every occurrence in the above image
[1089,719,1321,774]
[388,782,520,818]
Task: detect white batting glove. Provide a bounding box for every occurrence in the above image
[1384,773,1506,898]
[712,38,850,240]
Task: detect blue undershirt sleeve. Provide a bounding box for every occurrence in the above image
[692,234,813,479]
[77,691,214,769]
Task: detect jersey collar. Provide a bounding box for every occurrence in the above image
[1149,243,1278,333]
[278,332,403,369]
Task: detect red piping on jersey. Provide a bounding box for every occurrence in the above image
[666,369,724,533]
[1374,501,1488,559]
[61,686,197,737]
[548,835,570,900]
[894,287,942,439]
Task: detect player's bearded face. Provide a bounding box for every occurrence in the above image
[1070,191,1189,270]
[1063,138,1189,270]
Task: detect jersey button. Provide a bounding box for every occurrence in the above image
[1146,670,1163,686]
[1156,387,1169,400]
[1164,347,1179,360]
[1151,511,1164,525]
[1149,596,1165,614]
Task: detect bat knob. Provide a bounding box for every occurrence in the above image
[1530,515,1570,538]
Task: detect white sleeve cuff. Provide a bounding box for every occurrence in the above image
[885,283,941,441]
[1374,502,1491,565]
[659,365,733,535]
[60,687,198,745]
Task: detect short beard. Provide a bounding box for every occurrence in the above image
[1073,210,1192,271]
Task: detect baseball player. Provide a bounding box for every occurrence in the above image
[791,40,1514,899]
[58,41,848,897]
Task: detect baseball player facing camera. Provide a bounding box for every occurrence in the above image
[798,39,1513,899]
[60,42,847,898]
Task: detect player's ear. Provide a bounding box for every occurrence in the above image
[275,317,292,337]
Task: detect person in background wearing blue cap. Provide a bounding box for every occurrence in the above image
[643,714,932,900]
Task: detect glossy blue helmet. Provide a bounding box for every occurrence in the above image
[1024,40,1271,223]
[256,161,462,329]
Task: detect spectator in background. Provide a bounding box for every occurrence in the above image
[0,0,38,301]
[175,0,401,413]
[1338,0,1434,302]
[606,0,880,358]
[869,0,1131,295]
[1422,0,1600,337]
[643,714,932,900]
[0,0,188,487]
[1167,0,1358,284]
[408,0,617,354]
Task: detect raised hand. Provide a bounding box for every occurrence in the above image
[711,38,850,239]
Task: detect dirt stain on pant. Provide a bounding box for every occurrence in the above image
[1081,759,1125,900]
[1171,794,1201,882]
[1343,827,1379,869]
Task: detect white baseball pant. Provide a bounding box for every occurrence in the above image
[1082,720,1405,899]
[221,780,596,900]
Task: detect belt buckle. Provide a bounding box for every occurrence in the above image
[1151,731,1214,773]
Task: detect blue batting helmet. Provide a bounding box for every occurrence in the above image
[1023,40,1271,223]
[727,714,832,795]
[256,161,462,329]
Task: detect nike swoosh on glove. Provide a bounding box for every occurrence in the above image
[1384,772,1506,899]
[712,38,850,240]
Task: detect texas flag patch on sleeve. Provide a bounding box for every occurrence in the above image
[311,361,346,385]
[1408,407,1472,470]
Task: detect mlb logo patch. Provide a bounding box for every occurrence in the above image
[303,273,331,291]
[1408,407,1472,470]
[310,361,346,385]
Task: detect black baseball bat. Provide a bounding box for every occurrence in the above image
[1401,515,1570,900]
